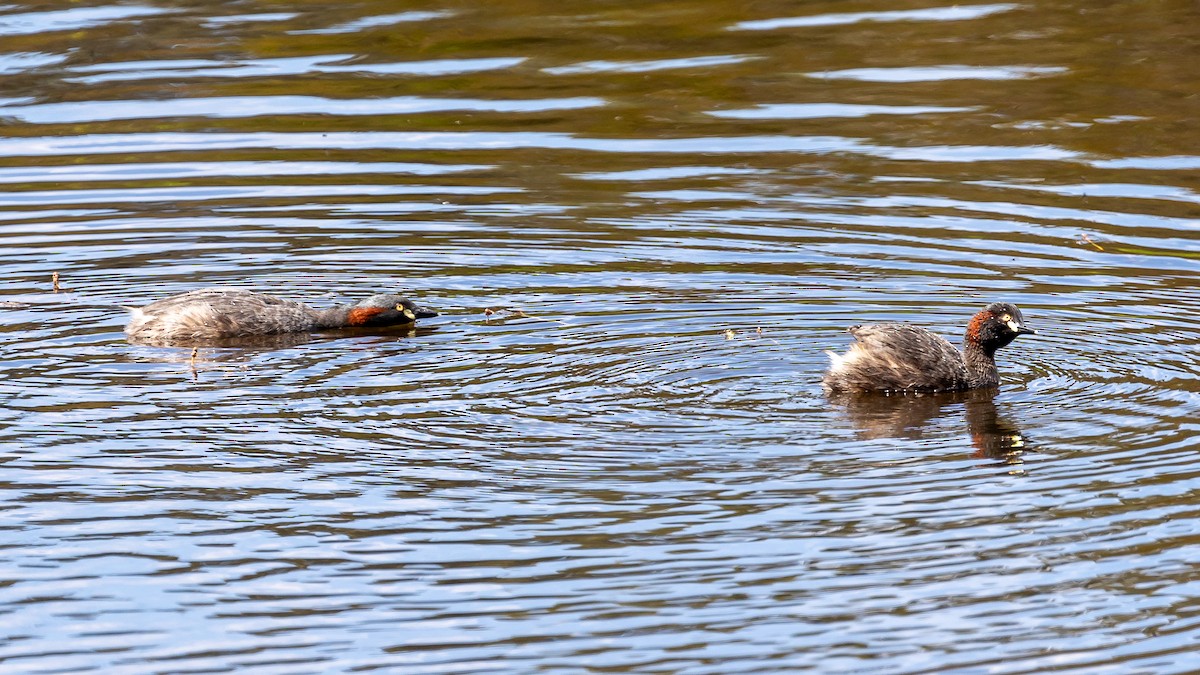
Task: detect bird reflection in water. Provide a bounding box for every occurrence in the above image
[126,325,434,381]
[829,389,1029,473]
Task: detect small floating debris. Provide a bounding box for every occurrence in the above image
[722,326,780,345]
[49,271,73,293]
[1078,233,1104,251]
[483,307,569,324]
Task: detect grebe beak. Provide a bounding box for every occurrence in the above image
[1005,317,1035,335]
[414,306,438,319]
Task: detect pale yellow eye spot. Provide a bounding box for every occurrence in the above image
[1000,314,1011,323]
[395,304,404,311]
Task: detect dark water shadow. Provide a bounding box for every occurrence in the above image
[829,388,1030,467]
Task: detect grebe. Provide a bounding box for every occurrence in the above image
[126,288,437,343]
[823,302,1034,393]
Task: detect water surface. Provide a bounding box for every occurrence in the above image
[2,0,1200,672]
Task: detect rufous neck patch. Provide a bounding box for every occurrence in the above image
[966,310,994,343]
[347,307,385,326]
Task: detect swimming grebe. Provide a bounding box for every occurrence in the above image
[823,302,1034,393]
[125,288,437,342]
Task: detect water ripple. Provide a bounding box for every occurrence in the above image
[290,10,454,35]
[807,65,1068,82]
[731,4,1018,30]
[2,95,603,124]
[0,131,1083,164]
[0,6,170,36]
[66,55,528,84]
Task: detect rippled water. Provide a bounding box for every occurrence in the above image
[2,1,1200,672]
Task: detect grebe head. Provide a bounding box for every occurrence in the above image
[966,302,1034,354]
[347,294,439,327]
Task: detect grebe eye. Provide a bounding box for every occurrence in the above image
[1000,314,1011,322]
[395,304,404,311]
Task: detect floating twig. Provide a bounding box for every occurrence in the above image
[1078,233,1104,251]
[484,307,569,324]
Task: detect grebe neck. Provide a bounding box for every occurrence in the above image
[312,305,354,329]
[962,338,1000,388]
